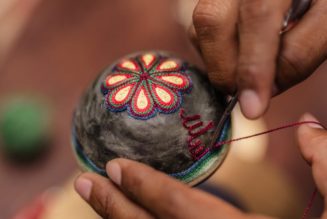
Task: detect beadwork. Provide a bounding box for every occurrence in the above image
[101,53,192,120]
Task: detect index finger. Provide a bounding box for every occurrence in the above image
[237,0,291,119]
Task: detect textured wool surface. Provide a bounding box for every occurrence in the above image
[73,52,226,174]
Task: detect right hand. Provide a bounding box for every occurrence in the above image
[73,113,327,219]
[190,0,327,119]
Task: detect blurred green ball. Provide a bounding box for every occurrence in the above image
[0,97,51,161]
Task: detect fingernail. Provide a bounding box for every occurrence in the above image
[302,113,323,129]
[239,89,263,119]
[107,162,122,185]
[75,177,93,201]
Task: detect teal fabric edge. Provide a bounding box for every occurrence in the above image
[170,117,231,184]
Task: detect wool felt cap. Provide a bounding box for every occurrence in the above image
[72,51,231,186]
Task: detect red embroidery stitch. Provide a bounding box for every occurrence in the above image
[179,109,214,160]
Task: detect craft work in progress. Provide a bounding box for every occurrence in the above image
[72,51,231,186]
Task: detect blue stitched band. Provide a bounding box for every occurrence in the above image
[170,118,230,177]
[72,130,107,176]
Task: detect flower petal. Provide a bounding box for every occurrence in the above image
[156,59,179,71]
[104,73,136,89]
[106,82,136,110]
[129,82,155,119]
[140,53,156,69]
[117,60,140,73]
[152,73,191,91]
[149,82,181,113]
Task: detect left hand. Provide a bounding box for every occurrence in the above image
[74,159,272,219]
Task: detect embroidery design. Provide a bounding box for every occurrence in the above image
[101,53,192,120]
[179,109,215,161]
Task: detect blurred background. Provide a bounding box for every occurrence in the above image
[0,0,327,218]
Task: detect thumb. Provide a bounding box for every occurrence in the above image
[297,113,327,164]
[297,113,327,197]
[74,172,153,219]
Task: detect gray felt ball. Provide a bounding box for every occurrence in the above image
[72,51,231,186]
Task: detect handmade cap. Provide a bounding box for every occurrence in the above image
[72,51,231,186]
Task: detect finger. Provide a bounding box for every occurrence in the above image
[192,0,239,93]
[237,0,291,119]
[297,113,327,196]
[297,113,326,163]
[74,172,154,219]
[106,159,246,219]
[188,24,201,53]
[277,0,327,93]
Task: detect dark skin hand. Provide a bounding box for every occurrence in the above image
[74,1,327,218]
[75,114,327,218]
[190,0,327,119]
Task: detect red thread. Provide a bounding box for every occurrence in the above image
[302,188,317,219]
[180,109,200,121]
[214,120,324,219]
[140,72,150,80]
[214,121,323,148]
[188,137,201,150]
[188,139,207,160]
[195,147,209,158]
[189,121,214,138]
[180,109,215,160]
[184,121,203,130]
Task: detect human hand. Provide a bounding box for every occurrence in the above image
[297,114,327,218]
[74,159,275,219]
[73,115,327,219]
[190,0,326,119]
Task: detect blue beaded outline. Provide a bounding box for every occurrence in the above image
[101,53,193,120]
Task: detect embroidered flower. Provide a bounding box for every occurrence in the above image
[101,53,192,120]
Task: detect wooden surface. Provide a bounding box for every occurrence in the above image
[0,0,326,218]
